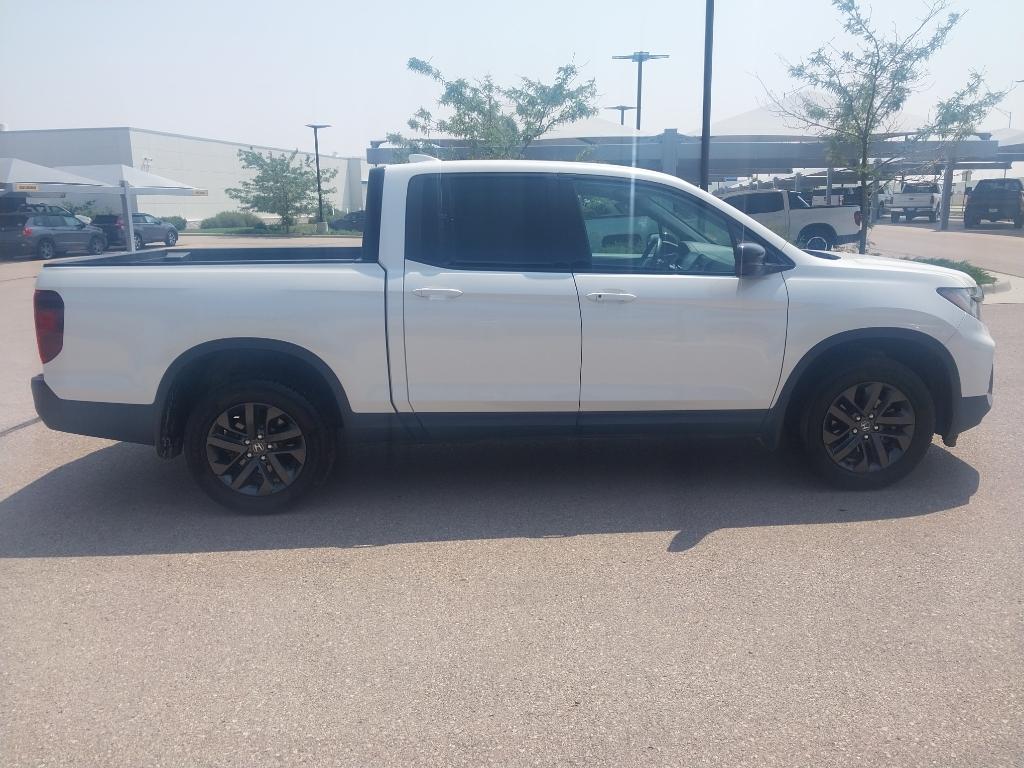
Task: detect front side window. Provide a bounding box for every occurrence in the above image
[572,177,739,275]
[405,172,574,271]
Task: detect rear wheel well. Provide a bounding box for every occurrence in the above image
[783,337,954,441]
[158,348,344,457]
[797,224,837,245]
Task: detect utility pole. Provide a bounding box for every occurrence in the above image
[606,105,636,126]
[305,123,330,223]
[699,0,715,190]
[613,51,669,131]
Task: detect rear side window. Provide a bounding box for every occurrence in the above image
[975,179,1022,192]
[725,192,784,215]
[0,215,28,232]
[406,172,578,271]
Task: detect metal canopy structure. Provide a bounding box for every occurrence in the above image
[56,164,208,252]
[0,157,109,196]
[367,130,1016,182]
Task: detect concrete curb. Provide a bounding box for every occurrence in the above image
[983,276,1012,295]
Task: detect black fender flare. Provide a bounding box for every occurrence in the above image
[760,327,961,449]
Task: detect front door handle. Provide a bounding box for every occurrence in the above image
[586,291,637,303]
[413,287,464,300]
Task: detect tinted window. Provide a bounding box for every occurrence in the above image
[0,215,28,232]
[62,216,81,227]
[572,177,739,275]
[406,173,575,271]
[788,192,811,209]
[975,179,1021,192]
[725,192,784,215]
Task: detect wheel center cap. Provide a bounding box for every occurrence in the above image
[252,440,267,455]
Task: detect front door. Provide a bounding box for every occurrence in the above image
[402,172,582,423]
[570,176,789,413]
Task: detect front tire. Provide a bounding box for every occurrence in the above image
[890,211,900,223]
[165,229,178,246]
[133,233,144,251]
[1014,214,1023,229]
[800,359,935,490]
[87,235,104,255]
[184,380,333,513]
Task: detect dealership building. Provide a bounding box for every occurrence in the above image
[0,126,367,225]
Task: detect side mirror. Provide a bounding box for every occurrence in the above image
[735,242,767,277]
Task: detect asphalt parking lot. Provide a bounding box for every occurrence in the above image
[1,232,1022,767]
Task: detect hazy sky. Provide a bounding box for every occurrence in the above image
[1,0,1022,158]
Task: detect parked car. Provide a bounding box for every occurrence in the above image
[91,213,179,250]
[889,183,941,223]
[0,212,106,259]
[32,160,993,512]
[329,210,367,232]
[720,189,860,249]
[964,178,1024,228]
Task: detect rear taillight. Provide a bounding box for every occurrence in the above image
[854,210,863,227]
[34,290,64,364]
[22,226,32,237]
[116,218,124,230]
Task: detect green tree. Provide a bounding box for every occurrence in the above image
[921,71,1007,230]
[766,0,962,252]
[388,58,598,160]
[226,149,337,231]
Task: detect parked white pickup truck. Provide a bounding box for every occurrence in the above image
[889,183,942,223]
[33,160,994,512]
[719,189,861,250]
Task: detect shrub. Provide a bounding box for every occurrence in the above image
[200,210,264,229]
[162,215,187,231]
[913,258,995,285]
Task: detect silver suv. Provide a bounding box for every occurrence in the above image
[0,213,106,260]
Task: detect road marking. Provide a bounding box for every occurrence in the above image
[0,417,41,439]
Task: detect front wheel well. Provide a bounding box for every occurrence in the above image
[781,336,955,442]
[157,346,345,457]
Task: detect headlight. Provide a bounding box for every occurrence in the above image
[937,286,983,320]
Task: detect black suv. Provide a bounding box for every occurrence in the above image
[964,178,1024,228]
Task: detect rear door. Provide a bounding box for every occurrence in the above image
[402,172,583,423]
[726,192,789,238]
[571,176,789,413]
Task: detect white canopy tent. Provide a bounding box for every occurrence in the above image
[57,164,208,252]
[0,157,109,196]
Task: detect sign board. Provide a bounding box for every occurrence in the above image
[192,189,209,196]
[14,183,39,192]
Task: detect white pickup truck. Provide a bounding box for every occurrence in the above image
[719,189,861,250]
[889,183,942,223]
[32,159,994,512]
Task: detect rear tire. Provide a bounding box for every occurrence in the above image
[87,235,104,255]
[928,210,937,223]
[800,358,935,490]
[1014,214,1023,229]
[133,233,144,251]
[36,238,56,260]
[890,212,900,223]
[798,226,836,251]
[184,380,334,513]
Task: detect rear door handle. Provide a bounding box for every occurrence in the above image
[585,291,637,303]
[413,287,464,300]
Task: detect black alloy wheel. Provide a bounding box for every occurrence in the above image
[184,380,332,512]
[802,359,935,490]
[821,381,914,473]
[205,402,307,496]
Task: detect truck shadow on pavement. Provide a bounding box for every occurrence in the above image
[0,435,981,558]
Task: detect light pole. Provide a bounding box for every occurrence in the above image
[305,123,330,223]
[605,105,636,126]
[612,51,669,131]
[699,0,715,191]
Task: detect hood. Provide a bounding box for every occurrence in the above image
[833,252,978,287]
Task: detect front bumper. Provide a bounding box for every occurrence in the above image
[32,375,155,445]
[943,368,993,447]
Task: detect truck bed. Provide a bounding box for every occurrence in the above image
[43,245,369,267]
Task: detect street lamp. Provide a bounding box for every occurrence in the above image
[305,123,330,223]
[612,51,669,130]
[699,0,715,191]
[605,105,636,126]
